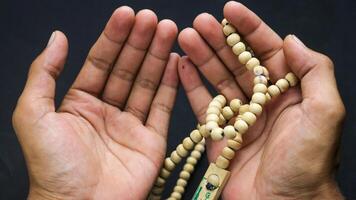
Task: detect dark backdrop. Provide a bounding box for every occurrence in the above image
[0,0,355,199]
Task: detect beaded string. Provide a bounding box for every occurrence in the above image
[148,18,299,200]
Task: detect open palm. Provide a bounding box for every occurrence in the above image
[178,2,344,199]
[13,7,179,200]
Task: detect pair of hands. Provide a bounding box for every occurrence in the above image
[12,1,345,200]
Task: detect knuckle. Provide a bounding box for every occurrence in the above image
[151,102,172,114]
[136,77,157,91]
[112,68,135,82]
[87,54,112,72]
[126,105,146,121]
[319,54,334,71]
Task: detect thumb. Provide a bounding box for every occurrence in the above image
[283,35,345,122]
[13,31,68,125]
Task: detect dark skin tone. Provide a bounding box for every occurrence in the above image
[13,2,344,200]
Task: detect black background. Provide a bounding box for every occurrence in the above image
[0,0,355,199]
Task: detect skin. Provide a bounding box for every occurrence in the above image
[12,6,180,200]
[178,1,345,199]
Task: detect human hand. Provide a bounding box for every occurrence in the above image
[178,1,344,199]
[12,6,179,200]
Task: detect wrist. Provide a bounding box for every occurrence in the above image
[313,180,344,200]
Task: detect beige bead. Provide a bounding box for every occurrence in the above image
[207,174,220,187]
[177,178,187,187]
[275,78,290,93]
[206,121,218,132]
[233,133,243,143]
[241,112,257,126]
[222,106,234,120]
[216,155,230,169]
[164,158,176,171]
[285,72,298,87]
[170,150,182,164]
[227,139,242,150]
[152,186,164,194]
[246,57,260,71]
[160,168,171,179]
[171,191,182,199]
[223,24,236,36]
[214,94,227,106]
[180,171,191,180]
[267,85,281,97]
[230,99,242,112]
[199,124,210,138]
[183,137,194,150]
[174,185,185,193]
[221,18,228,26]
[194,143,205,152]
[249,103,263,116]
[206,106,220,115]
[226,33,241,46]
[238,51,252,64]
[251,92,266,105]
[223,125,237,139]
[155,177,166,187]
[177,144,188,157]
[187,157,197,165]
[253,65,264,76]
[239,104,250,114]
[265,93,272,102]
[211,127,224,141]
[232,42,246,56]
[191,150,202,159]
[183,163,195,173]
[222,147,235,160]
[149,194,161,200]
[190,129,203,143]
[253,83,267,93]
[218,114,226,126]
[234,119,249,134]
[209,100,223,109]
[254,75,268,85]
[262,66,269,78]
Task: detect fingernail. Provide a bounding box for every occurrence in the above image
[47,31,56,47]
[292,34,306,48]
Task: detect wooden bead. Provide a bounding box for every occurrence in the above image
[155,177,166,187]
[152,186,164,194]
[241,112,257,126]
[249,103,263,116]
[253,83,267,93]
[222,106,234,120]
[177,144,189,157]
[187,157,197,165]
[194,143,205,152]
[265,93,272,102]
[222,147,235,160]
[262,66,269,78]
[199,124,210,138]
[226,33,241,46]
[251,92,266,105]
[216,155,230,169]
[232,42,246,56]
[227,139,242,150]
[246,57,260,71]
[209,100,223,109]
[164,158,176,171]
[180,171,191,180]
[177,179,187,187]
[234,119,249,134]
[285,72,298,87]
[191,150,202,159]
[254,75,268,85]
[223,24,236,36]
[267,85,281,97]
[218,114,226,126]
[170,151,182,164]
[275,78,290,93]
[206,106,220,115]
[230,99,242,112]
[160,168,171,179]
[214,95,227,106]
[221,18,228,26]
[253,65,264,76]
[238,51,252,64]
[183,163,195,173]
[239,104,250,114]
[149,194,161,200]
[171,192,182,199]
[211,127,224,141]
[206,121,218,132]
[183,137,194,150]
[174,185,185,193]
[233,133,243,143]
[223,125,237,139]
[190,129,203,143]
[207,174,220,187]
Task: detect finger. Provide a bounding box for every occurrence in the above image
[70,6,135,96]
[125,20,178,121]
[14,31,68,123]
[193,13,255,96]
[283,35,345,121]
[102,10,158,108]
[224,1,288,81]
[146,53,180,138]
[178,56,212,123]
[178,28,247,102]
